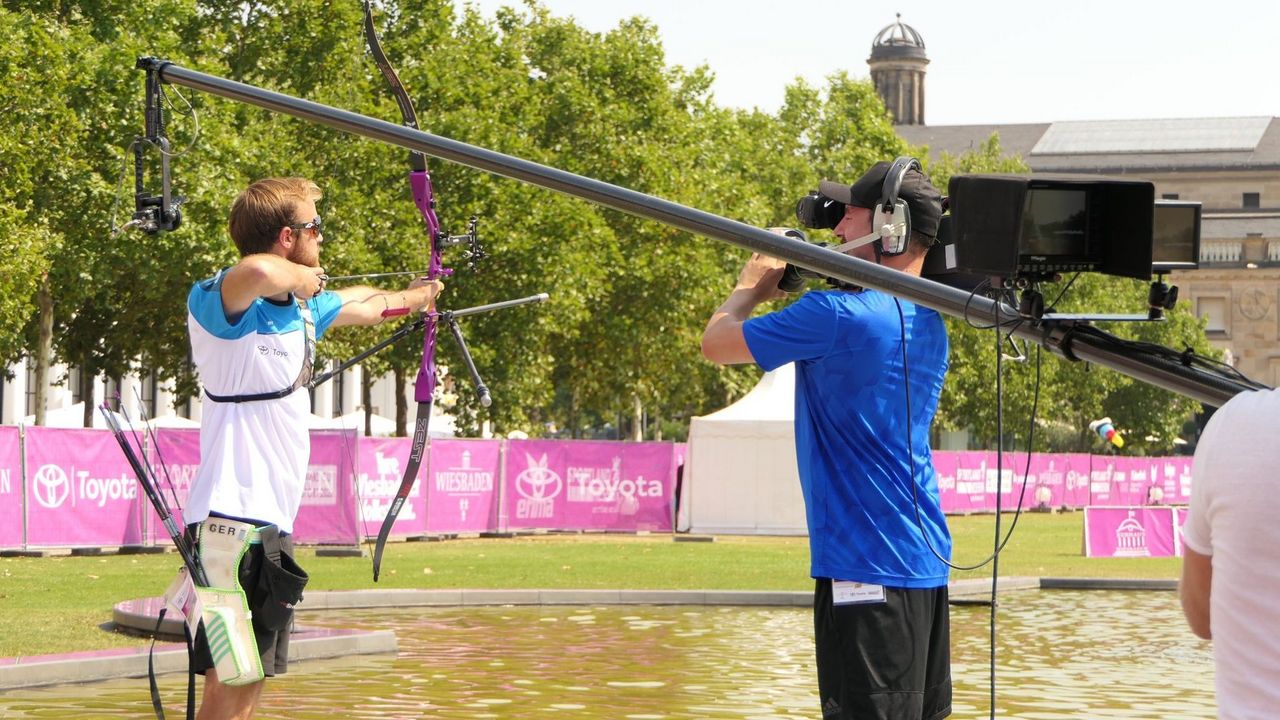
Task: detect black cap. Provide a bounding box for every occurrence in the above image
[819,161,944,239]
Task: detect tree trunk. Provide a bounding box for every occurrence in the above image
[569,389,579,438]
[32,277,53,425]
[362,370,373,437]
[632,395,643,442]
[80,358,94,427]
[394,367,407,436]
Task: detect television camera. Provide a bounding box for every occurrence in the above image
[787,173,1202,322]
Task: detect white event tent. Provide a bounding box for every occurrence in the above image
[682,363,807,535]
[24,402,125,429]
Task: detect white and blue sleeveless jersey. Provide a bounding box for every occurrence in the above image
[185,270,342,532]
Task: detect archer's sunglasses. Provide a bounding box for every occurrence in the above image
[287,217,325,240]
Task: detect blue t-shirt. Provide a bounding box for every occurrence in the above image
[743,289,951,588]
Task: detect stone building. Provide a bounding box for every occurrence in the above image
[873,16,1280,386]
[868,13,928,126]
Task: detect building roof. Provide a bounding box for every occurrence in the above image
[1032,117,1271,155]
[870,14,927,61]
[872,14,925,49]
[897,117,1280,172]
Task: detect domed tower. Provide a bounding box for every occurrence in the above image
[868,14,928,126]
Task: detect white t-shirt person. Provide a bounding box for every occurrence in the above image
[1181,388,1280,719]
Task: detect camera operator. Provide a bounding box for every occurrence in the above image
[701,161,952,720]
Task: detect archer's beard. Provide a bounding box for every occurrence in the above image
[288,242,318,268]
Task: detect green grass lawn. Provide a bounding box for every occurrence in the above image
[0,511,1180,658]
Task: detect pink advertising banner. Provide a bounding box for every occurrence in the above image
[1089,457,1137,506]
[503,440,677,531]
[1021,453,1093,510]
[425,439,501,534]
[0,427,22,548]
[4,423,1200,547]
[292,430,359,544]
[992,452,1032,512]
[983,452,1092,511]
[149,429,360,544]
[145,428,200,543]
[353,436,421,540]
[1156,457,1194,505]
[24,427,146,547]
[937,452,1177,513]
[1084,506,1178,558]
[935,451,1012,513]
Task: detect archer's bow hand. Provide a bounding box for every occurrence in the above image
[405,277,445,313]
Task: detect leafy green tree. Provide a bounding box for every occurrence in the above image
[0,11,61,373]
[0,2,217,423]
[8,1,1216,449]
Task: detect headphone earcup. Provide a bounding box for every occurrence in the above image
[877,199,912,256]
[877,158,921,256]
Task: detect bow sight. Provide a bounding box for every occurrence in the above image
[439,215,485,271]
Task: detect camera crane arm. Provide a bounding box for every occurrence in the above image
[135,57,1256,407]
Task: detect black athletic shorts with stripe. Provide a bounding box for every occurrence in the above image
[813,578,952,720]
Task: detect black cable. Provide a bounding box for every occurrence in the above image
[989,317,1003,720]
[1045,272,1082,311]
[1038,277,1265,391]
[1066,324,1268,390]
[963,279,998,330]
[903,299,1038,572]
[897,293,1047,720]
[962,280,1025,334]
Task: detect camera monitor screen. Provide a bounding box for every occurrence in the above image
[1152,200,1201,273]
[948,174,1154,281]
[1020,188,1088,257]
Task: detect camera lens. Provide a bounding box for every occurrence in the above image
[795,191,844,230]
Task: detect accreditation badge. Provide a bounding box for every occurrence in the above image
[831,580,887,605]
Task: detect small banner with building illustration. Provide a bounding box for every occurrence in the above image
[424,439,502,534]
[1083,506,1181,558]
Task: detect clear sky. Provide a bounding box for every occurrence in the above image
[465,0,1280,125]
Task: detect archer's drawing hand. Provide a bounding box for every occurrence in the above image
[295,265,327,300]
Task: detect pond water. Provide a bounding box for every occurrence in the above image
[0,590,1214,719]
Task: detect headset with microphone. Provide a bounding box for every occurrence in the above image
[782,156,930,291]
[817,155,922,259]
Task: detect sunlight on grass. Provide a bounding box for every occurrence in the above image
[0,511,1180,657]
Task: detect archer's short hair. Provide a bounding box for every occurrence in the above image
[228,177,322,256]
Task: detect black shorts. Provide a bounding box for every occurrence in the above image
[813,578,951,720]
[186,519,297,678]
